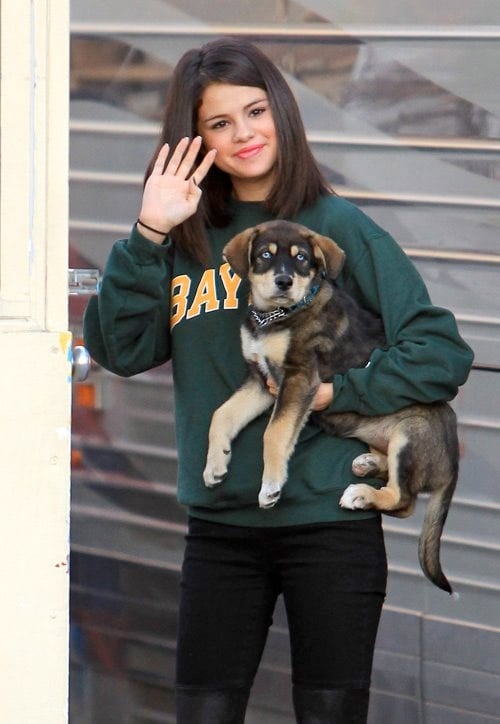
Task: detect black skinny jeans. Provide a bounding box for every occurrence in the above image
[176,516,387,721]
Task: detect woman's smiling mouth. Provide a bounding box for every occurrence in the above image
[235,144,265,159]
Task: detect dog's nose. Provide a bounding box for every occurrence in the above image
[275,274,293,291]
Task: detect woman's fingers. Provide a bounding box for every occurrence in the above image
[175,136,203,178]
[164,137,191,175]
[267,377,279,397]
[192,148,218,184]
[152,138,217,187]
[151,136,217,206]
[167,137,218,178]
[165,136,204,178]
[152,143,170,174]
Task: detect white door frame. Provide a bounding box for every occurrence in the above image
[0,1,70,721]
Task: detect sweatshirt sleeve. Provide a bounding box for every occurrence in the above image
[83,225,173,377]
[328,220,474,416]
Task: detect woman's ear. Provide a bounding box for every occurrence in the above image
[222,226,259,278]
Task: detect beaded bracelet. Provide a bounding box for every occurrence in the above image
[137,218,169,236]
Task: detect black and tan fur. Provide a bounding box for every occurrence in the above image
[203,220,459,593]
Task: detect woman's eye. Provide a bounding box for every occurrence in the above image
[250,107,266,117]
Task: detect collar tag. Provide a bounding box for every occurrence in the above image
[248,283,321,329]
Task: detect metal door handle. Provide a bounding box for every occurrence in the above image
[68,268,98,381]
[72,345,91,382]
[68,268,100,295]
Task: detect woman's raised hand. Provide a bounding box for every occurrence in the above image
[138,137,217,242]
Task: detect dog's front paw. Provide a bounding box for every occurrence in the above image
[258,480,283,509]
[203,447,231,488]
[339,483,375,510]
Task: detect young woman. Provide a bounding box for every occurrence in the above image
[84,38,473,723]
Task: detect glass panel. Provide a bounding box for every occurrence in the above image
[118,0,500,27]
[358,203,500,256]
[305,0,500,24]
[338,41,500,139]
[70,34,500,139]
[312,144,500,202]
[70,36,170,122]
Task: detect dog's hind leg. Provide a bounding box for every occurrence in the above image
[204,377,274,488]
[351,447,388,479]
[340,428,413,514]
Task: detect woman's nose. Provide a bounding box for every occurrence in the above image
[233,119,254,142]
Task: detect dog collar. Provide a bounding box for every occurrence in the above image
[248,284,321,329]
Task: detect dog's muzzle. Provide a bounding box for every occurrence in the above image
[275,274,293,291]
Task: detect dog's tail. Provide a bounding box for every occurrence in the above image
[418,474,457,594]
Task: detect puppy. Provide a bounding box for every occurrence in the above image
[203,220,459,593]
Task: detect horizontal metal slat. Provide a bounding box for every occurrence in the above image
[339,187,500,210]
[69,168,500,211]
[309,133,500,154]
[71,542,182,572]
[70,22,500,42]
[70,120,500,155]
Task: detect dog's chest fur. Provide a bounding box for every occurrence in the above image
[241,325,291,381]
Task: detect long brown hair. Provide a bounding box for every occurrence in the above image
[145,38,331,266]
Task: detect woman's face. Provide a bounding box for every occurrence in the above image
[197,83,278,201]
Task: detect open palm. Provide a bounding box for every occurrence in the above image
[140,137,217,234]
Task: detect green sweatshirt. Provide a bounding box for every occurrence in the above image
[83,195,474,526]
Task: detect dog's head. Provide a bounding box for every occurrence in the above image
[223,220,345,311]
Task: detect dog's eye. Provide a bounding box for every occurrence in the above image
[260,250,273,260]
[296,253,307,263]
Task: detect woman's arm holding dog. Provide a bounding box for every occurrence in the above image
[267,379,333,411]
[325,219,474,416]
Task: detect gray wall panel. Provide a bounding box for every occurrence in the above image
[426,704,500,724]
[424,618,500,675]
[368,691,420,724]
[424,662,500,717]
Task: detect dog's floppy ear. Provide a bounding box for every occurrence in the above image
[306,230,345,279]
[222,226,259,278]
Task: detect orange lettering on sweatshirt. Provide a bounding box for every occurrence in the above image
[219,262,242,309]
[171,264,243,327]
[170,274,191,329]
[186,269,220,319]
